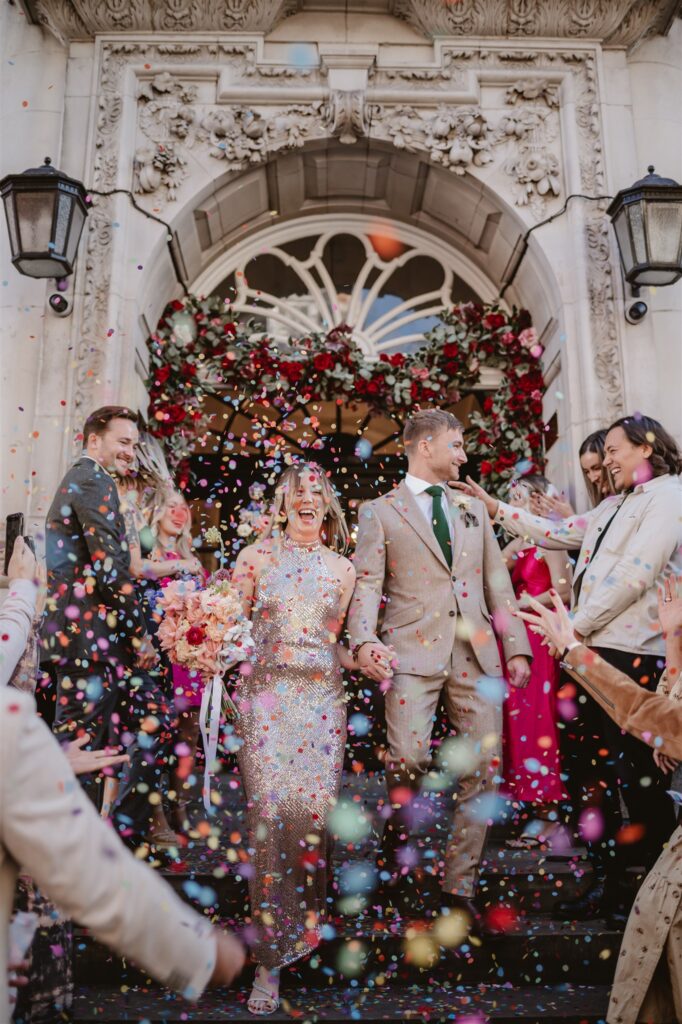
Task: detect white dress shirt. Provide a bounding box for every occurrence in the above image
[404,473,455,547]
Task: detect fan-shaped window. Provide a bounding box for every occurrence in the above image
[213,220,481,355]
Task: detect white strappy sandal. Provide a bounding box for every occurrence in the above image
[247,981,280,1016]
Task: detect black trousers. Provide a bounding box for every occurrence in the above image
[559,646,676,884]
[53,659,174,846]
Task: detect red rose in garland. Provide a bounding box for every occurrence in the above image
[380,352,406,368]
[186,625,206,646]
[483,312,506,331]
[279,360,305,385]
[313,352,336,372]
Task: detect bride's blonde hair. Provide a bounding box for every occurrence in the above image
[263,462,350,553]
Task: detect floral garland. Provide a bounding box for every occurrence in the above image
[146,296,545,494]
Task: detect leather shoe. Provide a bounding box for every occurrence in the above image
[552,878,605,921]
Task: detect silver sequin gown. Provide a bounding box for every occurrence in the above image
[236,538,346,969]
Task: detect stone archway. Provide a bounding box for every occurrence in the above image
[134,139,571,484]
[60,33,629,510]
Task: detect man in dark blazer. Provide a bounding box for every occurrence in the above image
[41,406,168,851]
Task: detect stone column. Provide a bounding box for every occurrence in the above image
[623,21,682,440]
[0,4,69,539]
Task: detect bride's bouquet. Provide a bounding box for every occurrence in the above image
[157,573,254,812]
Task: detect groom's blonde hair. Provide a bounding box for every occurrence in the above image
[403,409,463,459]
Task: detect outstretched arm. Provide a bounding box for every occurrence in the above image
[1,693,239,1000]
[347,502,386,649]
[451,477,590,552]
[518,592,682,761]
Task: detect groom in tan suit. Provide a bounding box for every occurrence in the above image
[348,409,531,922]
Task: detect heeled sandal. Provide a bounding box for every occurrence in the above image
[149,827,182,849]
[247,982,280,1016]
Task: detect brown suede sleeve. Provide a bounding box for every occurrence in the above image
[563,645,682,759]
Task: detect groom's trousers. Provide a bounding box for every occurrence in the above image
[382,640,503,897]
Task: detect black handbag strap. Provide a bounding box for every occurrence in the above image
[572,495,629,605]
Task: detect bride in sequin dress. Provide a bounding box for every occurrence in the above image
[232,463,392,1015]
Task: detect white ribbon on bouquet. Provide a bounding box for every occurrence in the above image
[198,659,242,815]
[199,672,223,815]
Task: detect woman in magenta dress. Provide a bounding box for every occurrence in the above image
[500,475,572,848]
[147,490,206,835]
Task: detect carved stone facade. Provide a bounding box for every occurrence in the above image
[22,0,679,51]
[4,1,681,528]
[393,0,678,49]
[130,48,565,210]
[76,37,624,421]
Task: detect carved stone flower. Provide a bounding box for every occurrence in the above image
[515,151,560,196]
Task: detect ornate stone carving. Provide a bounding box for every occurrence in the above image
[27,0,676,47]
[497,108,561,212]
[392,0,678,50]
[202,107,267,164]
[505,79,559,107]
[326,90,371,145]
[134,142,187,199]
[586,212,624,416]
[133,72,200,198]
[72,39,625,422]
[28,0,299,41]
[74,203,114,412]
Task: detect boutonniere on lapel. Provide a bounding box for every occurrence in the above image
[452,494,479,528]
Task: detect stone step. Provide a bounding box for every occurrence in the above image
[111,833,609,923]
[74,912,621,988]
[73,982,611,1022]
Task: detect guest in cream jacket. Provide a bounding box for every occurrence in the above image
[0,543,245,1021]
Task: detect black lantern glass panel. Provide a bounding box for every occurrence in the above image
[0,158,89,279]
[607,168,682,288]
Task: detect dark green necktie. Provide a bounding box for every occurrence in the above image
[425,485,452,567]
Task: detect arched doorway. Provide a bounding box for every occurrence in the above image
[192,214,491,353]
[181,210,503,535]
[137,139,568,501]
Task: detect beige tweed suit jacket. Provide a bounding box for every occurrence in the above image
[348,480,531,678]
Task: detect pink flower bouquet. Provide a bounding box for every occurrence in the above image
[157,575,254,812]
[157,577,254,681]
[157,575,254,722]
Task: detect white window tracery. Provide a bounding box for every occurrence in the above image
[193,215,498,357]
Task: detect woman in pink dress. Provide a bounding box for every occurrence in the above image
[500,475,572,848]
